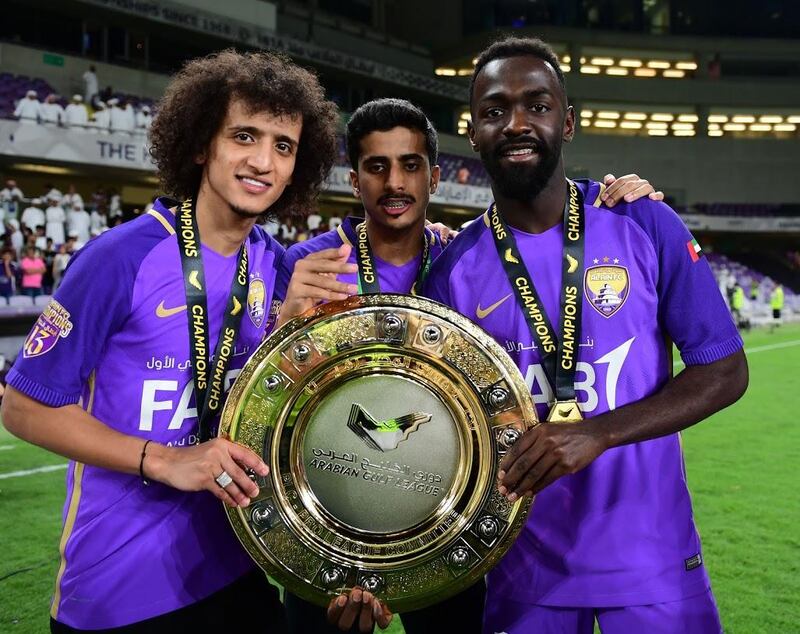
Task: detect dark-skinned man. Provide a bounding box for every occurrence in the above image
[422,37,748,634]
[276,98,664,634]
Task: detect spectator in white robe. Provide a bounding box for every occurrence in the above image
[64,95,90,130]
[40,94,64,126]
[136,105,153,133]
[1,180,24,221]
[92,101,110,133]
[21,199,46,232]
[14,90,42,124]
[83,65,99,105]
[67,202,91,244]
[61,185,84,211]
[45,199,66,245]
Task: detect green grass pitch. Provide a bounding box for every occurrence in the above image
[1,324,798,633]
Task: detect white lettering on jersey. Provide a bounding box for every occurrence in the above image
[524,337,635,413]
[139,380,178,431]
[139,369,241,432]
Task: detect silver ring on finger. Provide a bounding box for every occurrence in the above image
[215,470,233,488]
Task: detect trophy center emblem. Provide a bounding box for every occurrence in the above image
[347,403,432,452]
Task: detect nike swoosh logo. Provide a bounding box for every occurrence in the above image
[476,294,512,319]
[156,301,187,318]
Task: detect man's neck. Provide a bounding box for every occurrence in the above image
[194,187,257,257]
[364,215,426,266]
[493,167,568,234]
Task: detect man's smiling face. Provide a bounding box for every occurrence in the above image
[469,55,574,201]
[197,98,302,219]
[350,126,439,233]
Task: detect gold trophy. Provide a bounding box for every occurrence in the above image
[219,294,536,611]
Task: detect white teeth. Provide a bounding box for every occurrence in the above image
[242,177,267,188]
[505,148,535,156]
[384,200,409,208]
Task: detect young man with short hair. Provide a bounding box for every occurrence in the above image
[1,50,338,632]
[423,37,748,634]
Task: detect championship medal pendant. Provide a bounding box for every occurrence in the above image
[546,400,583,423]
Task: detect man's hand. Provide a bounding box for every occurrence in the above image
[326,586,393,632]
[278,245,358,328]
[602,174,664,207]
[425,221,458,245]
[497,422,608,500]
[147,438,269,508]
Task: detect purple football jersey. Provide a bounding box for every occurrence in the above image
[275,216,445,299]
[7,199,284,629]
[423,180,743,607]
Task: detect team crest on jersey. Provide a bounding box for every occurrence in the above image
[247,276,266,328]
[23,299,73,358]
[584,262,629,318]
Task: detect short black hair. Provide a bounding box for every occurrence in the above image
[469,36,566,106]
[346,98,438,168]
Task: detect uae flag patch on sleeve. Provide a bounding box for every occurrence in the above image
[687,238,702,262]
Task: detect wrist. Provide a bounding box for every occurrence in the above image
[142,441,172,483]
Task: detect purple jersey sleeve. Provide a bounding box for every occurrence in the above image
[8,218,163,406]
[613,199,743,365]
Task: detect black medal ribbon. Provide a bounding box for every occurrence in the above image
[355,221,432,296]
[177,197,250,442]
[488,180,586,405]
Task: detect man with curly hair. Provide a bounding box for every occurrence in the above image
[1,50,338,632]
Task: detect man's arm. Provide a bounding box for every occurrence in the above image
[1,386,268,508]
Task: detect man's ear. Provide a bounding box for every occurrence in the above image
[467,120,479,153]
[349,169,360,197]
[430,165,441,194]
[563,105,576,144]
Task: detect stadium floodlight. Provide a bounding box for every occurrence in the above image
[645,121,669,129]
[619,59,643,67]
[672,123,695,131]
[634,68,657,77]
[581,119,593,127]
[460,112,471,121]
[647,129,669,136]
[774,123,797,132]
[457,69,472,76]
[581,109,594,118]
[580,65,601,74]
[561,55,572,63]
[759,116,783,124]
[472,57,478,65]
[594,120,617,128]
[678,114,699,122]
[675,61,698,70]
[749,124,772,132]
[647,60,671,69]
[597,111,621,119]
[708,123,721,130]
[708,130,724,137]
[651,113,674,122]
[674,130,696,136]
[591,57,615,66]
[663,70,686,78]
[624,112,648,120]
[561,64,572,73]
[606,67,629,76]
[786,116,800,124]
[723,123,747,131]
[708,115,729,123]
[620,121,643,129]
[732,115,755,123]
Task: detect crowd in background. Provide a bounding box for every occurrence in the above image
[9,65,154,135]
[0,179,127,300]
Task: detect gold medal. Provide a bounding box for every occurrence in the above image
[546,400,583,423]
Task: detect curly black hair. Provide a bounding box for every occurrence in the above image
[149,49,339,217]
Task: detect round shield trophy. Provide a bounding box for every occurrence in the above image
[219,294,537,611]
